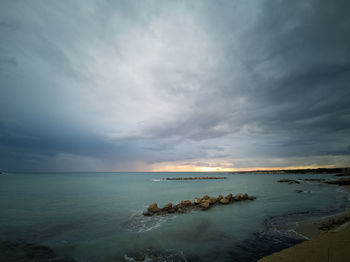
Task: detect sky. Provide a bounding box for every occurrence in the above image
[1,0,350,172]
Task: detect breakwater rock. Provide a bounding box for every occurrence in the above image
[277,179,300,184]
[300,178,325,182]
[165,176,227,180]
[323,178,350,186]
[143,193,256,216]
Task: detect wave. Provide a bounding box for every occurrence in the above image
[122,213,175,233]
[227,188,350,262]
[151,179,163,182]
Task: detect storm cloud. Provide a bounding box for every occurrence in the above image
[1,0,350,171]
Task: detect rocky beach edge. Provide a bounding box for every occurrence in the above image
[258,184,350,262]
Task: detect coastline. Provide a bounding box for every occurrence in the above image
[258,185,350,262]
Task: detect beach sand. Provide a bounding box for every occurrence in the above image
[258,185,350,262]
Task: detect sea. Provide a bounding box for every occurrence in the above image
[0,172,349,262]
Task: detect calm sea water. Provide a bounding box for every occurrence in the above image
[0,172,349,261]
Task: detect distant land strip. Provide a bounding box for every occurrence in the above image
[231,167,350,175]
[165,176,227,180]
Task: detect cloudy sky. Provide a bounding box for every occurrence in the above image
[1,0,350,172]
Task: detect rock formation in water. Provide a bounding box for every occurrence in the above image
[277,179,300,184]
[143,193,256,216]
[323,178,350,186]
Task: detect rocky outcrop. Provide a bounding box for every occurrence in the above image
[277,179,300,184]
[323,178,350,186]
[165,176,227,180]
[301,178,325,182]
[143,203,161,216]
[143,193,257,216]
[335,173,350,177]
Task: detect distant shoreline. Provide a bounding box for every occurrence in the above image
[165,176,227,180]
[231,167,350,175]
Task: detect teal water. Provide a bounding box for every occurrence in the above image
[0,172,349,261]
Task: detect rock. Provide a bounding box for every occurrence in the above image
[233,194,242,201]
[209,197,218,204]
[335,173,350,177]
[202,195,210,200]
[173,204,181,210]
[226,193,233,200]
[323,178,350,186]
[302,178,326,181]
[162,202,172,211]
[143,193,257,216]
[219,198,229,204]
[181,200,192,206]
[289,180,300,184]
[278,179,300,184]
[194,198,201,204]
[148,203,160,213]
[200,201,210,209]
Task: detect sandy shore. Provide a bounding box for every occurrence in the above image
[259,185,350,262]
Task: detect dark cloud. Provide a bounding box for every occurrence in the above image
[0,0,349,171]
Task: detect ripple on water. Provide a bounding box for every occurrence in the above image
[122,213,175,233]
